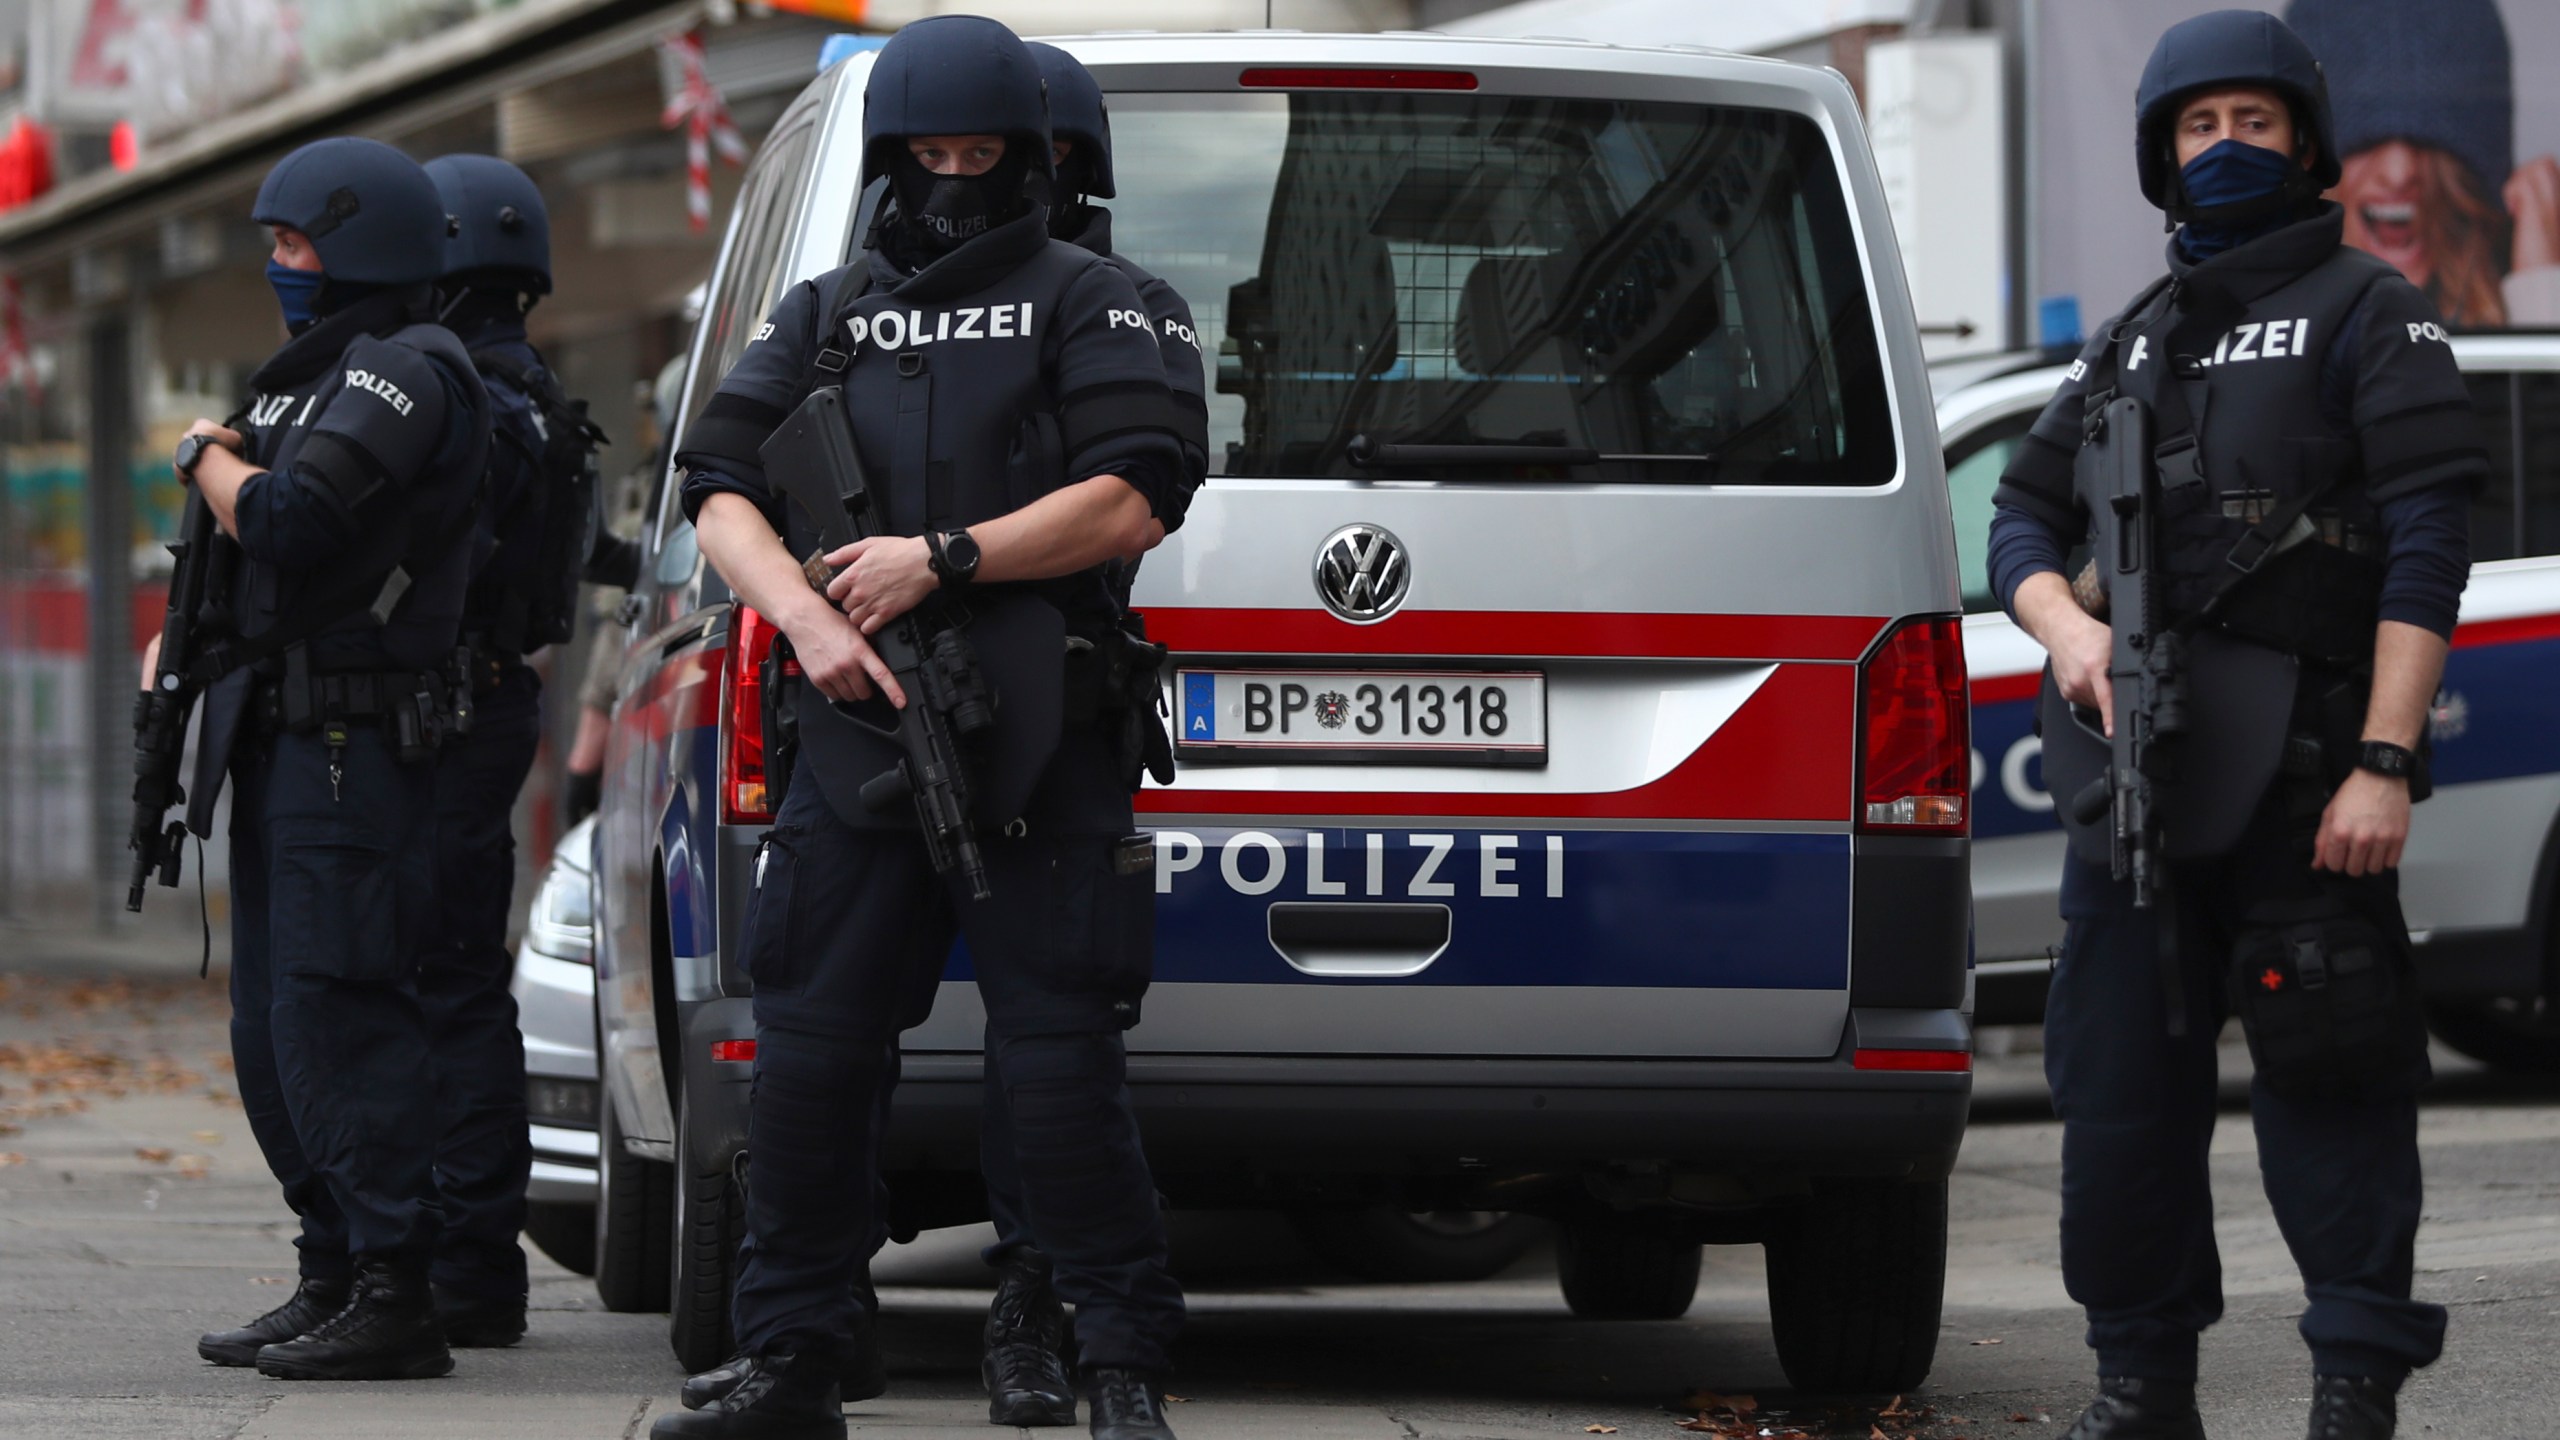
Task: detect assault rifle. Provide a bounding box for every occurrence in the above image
[2066,395,2194,1031]
[128,486,238,911]
[762,387,998,900]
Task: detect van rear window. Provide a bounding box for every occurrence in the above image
[1107,91,1895,486]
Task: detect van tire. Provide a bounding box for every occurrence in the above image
[668,1091,744,1372]
[1763,1179,1946,1394]
[594,1081,672,1313]
[1556,1217,1701,1319]
[524,1201,596,1277]
[2424,997,2560,1074]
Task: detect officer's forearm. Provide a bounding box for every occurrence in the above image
[2363,620,2446,750]
[696,492,840,641]
[190,448,257,540]
[2010,570,2084,653]
[974,475,1157,584]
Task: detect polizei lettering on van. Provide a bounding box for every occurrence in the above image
[343,368,416,416]
[843,303,1036,352]
[1156,829,1568,900]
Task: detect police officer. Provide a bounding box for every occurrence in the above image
[182,138,492,1380]
[652,16,1186,1440]
[964,40,1208,1429]
[1984,13,2478,1439]
[412,152,588,1349]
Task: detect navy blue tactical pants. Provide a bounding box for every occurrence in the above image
[2046,838,2447,1387]
[229,723,441,1272]
[729,761,1182,1374]
[422,663,541,1302]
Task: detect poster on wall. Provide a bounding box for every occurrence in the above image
[2033,0,2559,334]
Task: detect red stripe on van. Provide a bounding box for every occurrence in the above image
[1143,608,1887,663]
[1970,672,2041,705]
[1142,662,1853,822]
[2451,612,2560,650]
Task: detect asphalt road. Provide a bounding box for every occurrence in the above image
[2,930,2556,1439]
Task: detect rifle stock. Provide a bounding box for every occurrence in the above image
[760,387,997,900]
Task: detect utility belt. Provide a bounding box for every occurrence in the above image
[252,645,465,763]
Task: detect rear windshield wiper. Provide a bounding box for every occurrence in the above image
[1346,435,1716,472]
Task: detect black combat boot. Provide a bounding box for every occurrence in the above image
[1084,1368,1177,1440]
[2306,1376,2395,1440]
[681,1308,883,1410]
[432,1284,527,1348]
[984,1251,1076,1427]
[2061,1377,2207,1440]
[651,1346,845,1439]
[255,1257,453,1380]
[197,1275,351,1367]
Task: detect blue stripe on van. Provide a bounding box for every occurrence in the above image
[1122,827,1848,990]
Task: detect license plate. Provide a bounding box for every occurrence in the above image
[1174,668,1547,765]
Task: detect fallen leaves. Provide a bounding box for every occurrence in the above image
[135,1147,174,1164]
[0,1151,23,1167]
[1969,1337,2004,1346]
[1583,1427,1618,1435]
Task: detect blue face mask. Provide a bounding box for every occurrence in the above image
[266,261,325,330]
[2179,137,2297,210]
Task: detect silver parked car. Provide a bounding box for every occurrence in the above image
[508,815,602,1275]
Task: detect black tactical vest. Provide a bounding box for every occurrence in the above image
[777,239,1126,833]
[2082,243,2397,664]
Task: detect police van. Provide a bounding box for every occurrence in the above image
[588,31,1973,1392]
[1945,340,2560,1068]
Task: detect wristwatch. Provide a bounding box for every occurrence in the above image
[174,432,221,480]
[927,529,982,588]
[2358,739,2419,782]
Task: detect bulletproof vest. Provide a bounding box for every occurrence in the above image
[463,343,604,657]
[780,240,1118,832]
[2085,244,2396,665]
[234,317,486,676]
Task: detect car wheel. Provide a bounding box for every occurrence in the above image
[1555,1215,1701,1319]
[593,1079,672,1312]
[2425,996,2560,1074]
[1762,1179,1946,1394]
[524,1200,597,1278]
[668,1088,744,1372]
[1291,1207,1547,1283]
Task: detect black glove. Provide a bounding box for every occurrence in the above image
[563,770,602,828]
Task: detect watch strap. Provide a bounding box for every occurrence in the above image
[2358,740,2417,779]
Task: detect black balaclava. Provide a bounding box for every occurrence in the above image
[887,143,1036,258]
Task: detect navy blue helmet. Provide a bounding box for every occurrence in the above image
[1028,42,1113,200]
[252,137,451,286]
[859,15,1053,190]
[425,153,552,292]
[2135,10,2340,213]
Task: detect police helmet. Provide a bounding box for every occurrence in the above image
[425,154,553,293]
[2134,9,2341,215]
[1027,42,1113,200]
[251,138,451,287]
[858,15,1053,191]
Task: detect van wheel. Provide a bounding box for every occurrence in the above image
[1763,1179,1946,1394]
[669,1091,744,1372]
[524,1201,596,1277]
[593,1081,672,1312]
[1292,1208,1546,1283]
[2425,996,2560,1074]
[1556,1217,1702,1319]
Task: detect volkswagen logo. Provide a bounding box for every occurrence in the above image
[1313,523,1409,623]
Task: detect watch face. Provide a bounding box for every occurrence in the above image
[948,532,982,571]
[175,435,206,471]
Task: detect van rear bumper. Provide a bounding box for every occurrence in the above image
[884,1048,1969,1183]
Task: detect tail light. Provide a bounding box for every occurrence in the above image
[1856,616,1969,835]
[722,606,786,825]
[1239,67,1477,90]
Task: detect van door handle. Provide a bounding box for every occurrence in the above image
[1266,902,1451,978]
